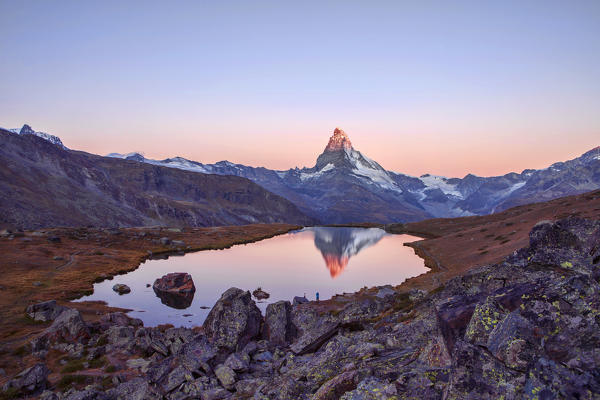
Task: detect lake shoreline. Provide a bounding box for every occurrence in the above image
[3,216,599,398]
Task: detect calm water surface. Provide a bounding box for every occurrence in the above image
[77,227,427,327]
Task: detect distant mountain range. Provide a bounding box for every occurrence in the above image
[0,126,313,229]
[2,124,599,226]
[107,127,600,223]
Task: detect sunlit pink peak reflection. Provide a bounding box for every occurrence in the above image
[310,227,386,279]
[321,253,350,278]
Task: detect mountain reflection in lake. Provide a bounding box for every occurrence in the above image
[76,228,427,327]
[312,227,385,277]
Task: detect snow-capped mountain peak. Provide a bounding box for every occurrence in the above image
[6,124,66,148]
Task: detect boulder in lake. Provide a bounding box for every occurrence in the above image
[152,273,195,309]
[112,283,131,294]
[153,272,195,294]
[204,287,262,352]
[252,287,270,300]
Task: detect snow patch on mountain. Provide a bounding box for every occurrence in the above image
[343,148,402,192]
[300,163,334,181]
[107,152,144,159]
[159,157,211,174]
[418,174,463,198]
[351,162,400,192]
[503,181,526,196]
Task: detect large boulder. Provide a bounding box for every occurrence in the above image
[2,363,49,395]
[464,296,508,347]
[264,300,295,346]
[214,364,236,389]
[153,272,195,294]
[31,308,90,351]
[25,300,67,322]
[290,305,340,355]
[203,287,262,352]
[339,378,397,400]
[153,273,195,309]
[445,340,522,399]
[487,310,540,371]
[313,371,357,400]
[507,217,600,271]
[435,294,483,354]
[107,377,161,400]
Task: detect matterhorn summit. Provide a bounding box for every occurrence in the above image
[324,127,353,152]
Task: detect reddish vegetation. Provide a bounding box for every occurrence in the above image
[393,189,600,291]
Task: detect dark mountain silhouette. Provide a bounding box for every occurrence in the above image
[0,128,314,229]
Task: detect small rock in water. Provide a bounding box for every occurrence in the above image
[252,287,270,300]
[146,283,151,287]
[112,284,131,294]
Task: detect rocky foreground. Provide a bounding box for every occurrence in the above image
[3,217,600,399]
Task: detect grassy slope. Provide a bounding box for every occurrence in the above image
[392,189,600,291]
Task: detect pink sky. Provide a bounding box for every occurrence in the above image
[1,2,599,178]
[54,121,598,178]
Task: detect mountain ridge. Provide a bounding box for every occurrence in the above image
[4,124,599,224]
[0,128,314,229]
[107,127,600,223]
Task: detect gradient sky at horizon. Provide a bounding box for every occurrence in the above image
[1,1,599,178]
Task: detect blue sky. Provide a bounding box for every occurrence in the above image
[1,1,599,176]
